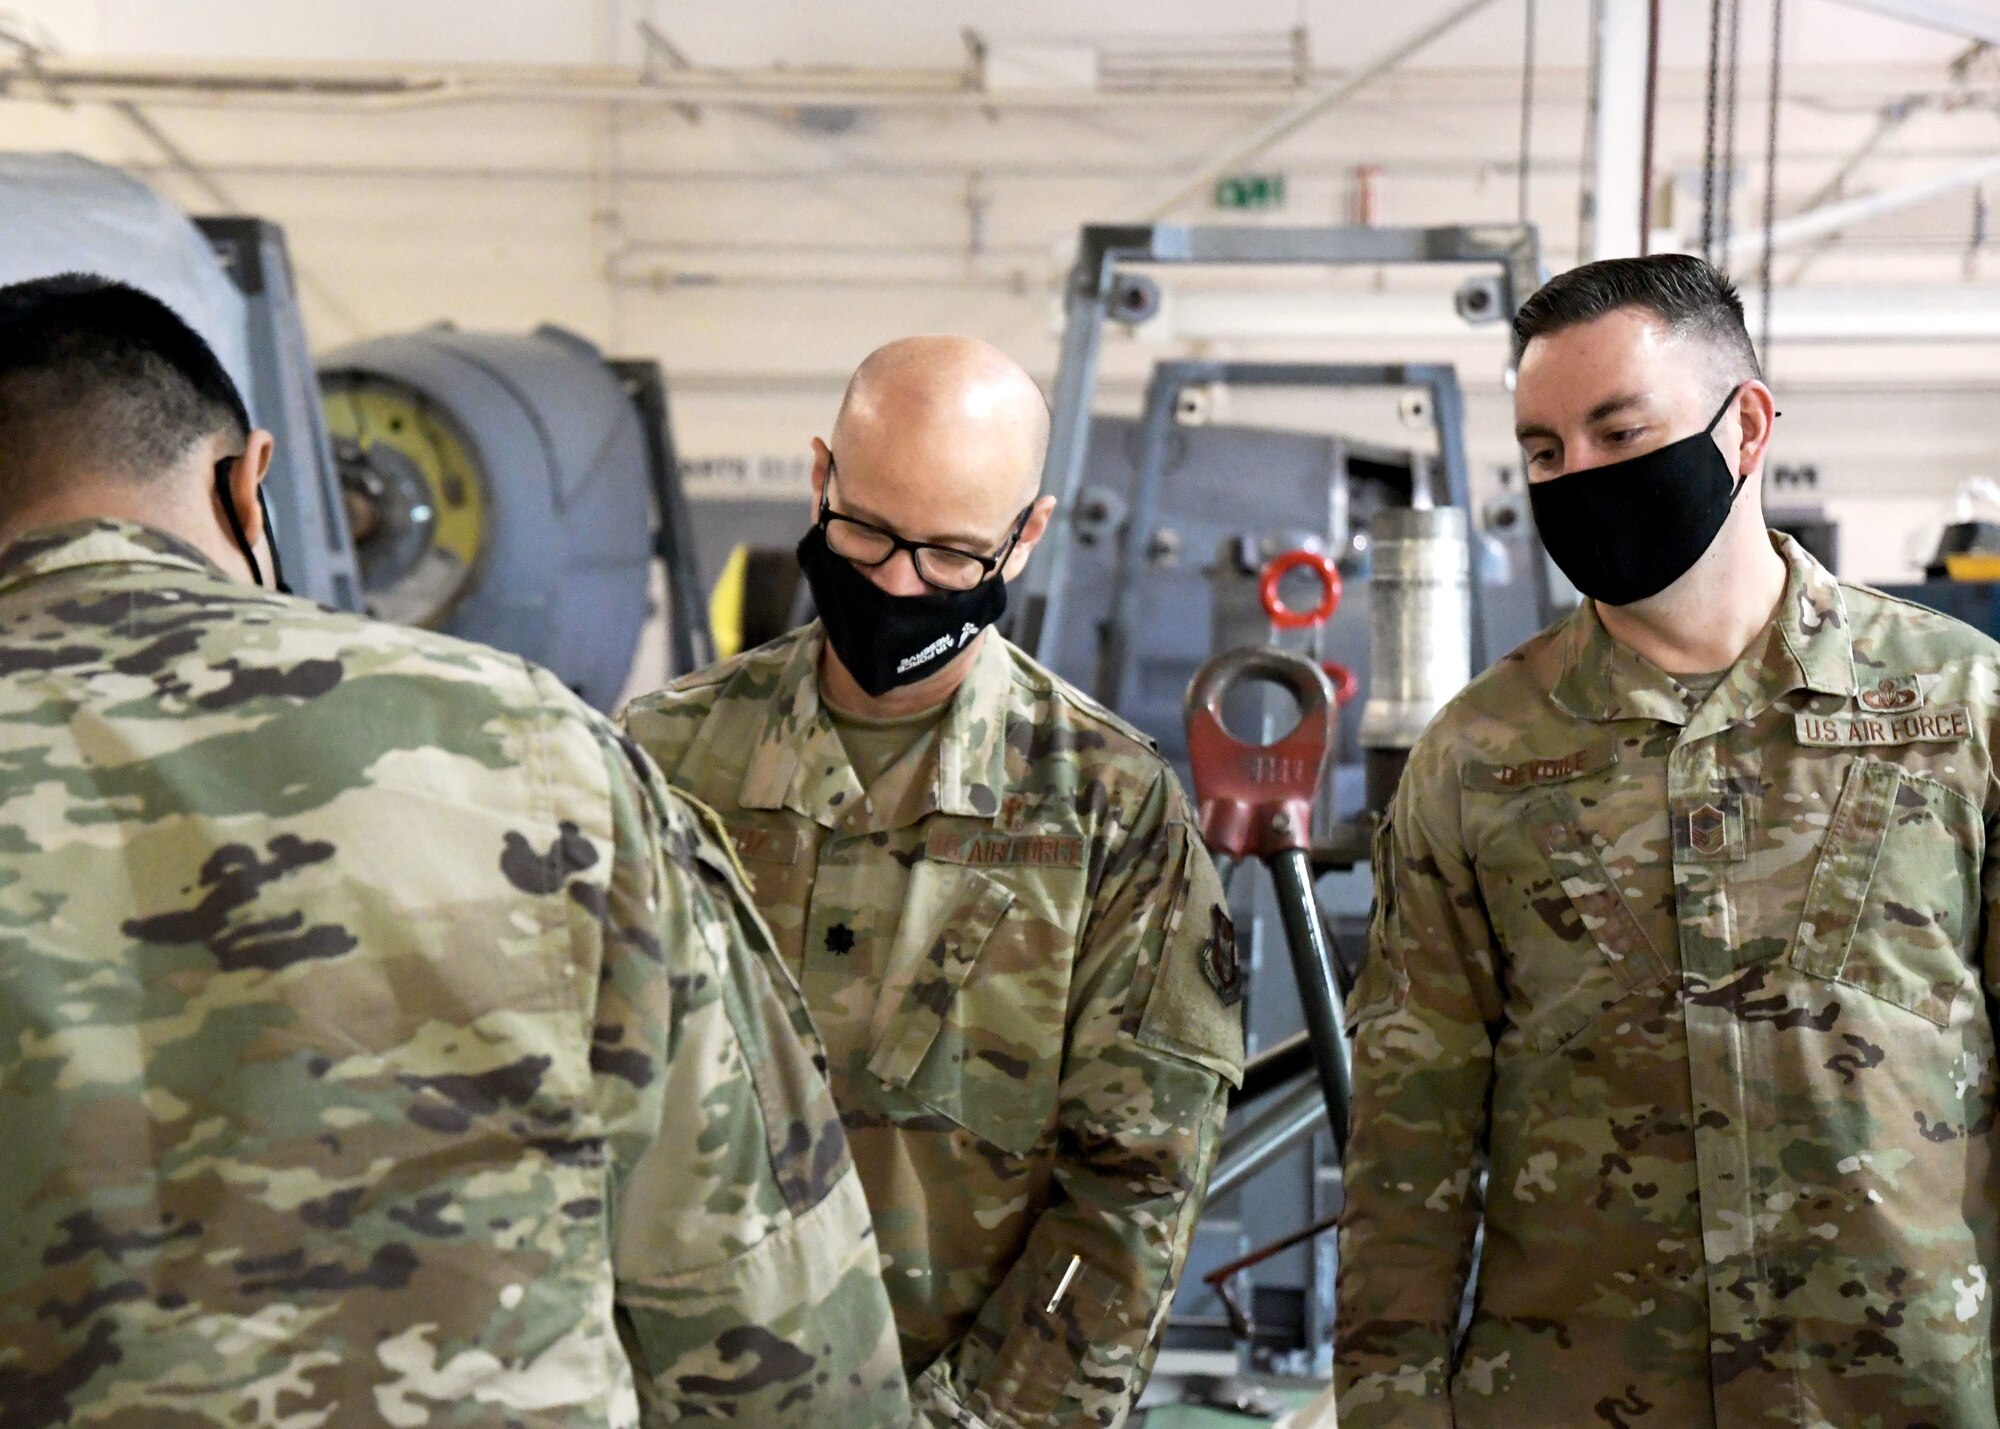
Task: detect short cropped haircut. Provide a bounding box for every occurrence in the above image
[1512,254,1761,387]
[0,274,250,509]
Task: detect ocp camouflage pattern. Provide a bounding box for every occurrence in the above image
[1335,533,2000,1428]
[0,521,908,1427]
[623,624,1245,1429]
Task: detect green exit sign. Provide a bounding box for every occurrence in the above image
[1214,173,1287,211]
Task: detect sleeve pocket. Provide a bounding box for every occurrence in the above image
[1132,824,1246,1087]
[1348,815,1411,1033]
[964,1250,1121,1427]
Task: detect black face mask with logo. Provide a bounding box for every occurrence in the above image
[1529,386,1748,607]
[796,525,1008,697]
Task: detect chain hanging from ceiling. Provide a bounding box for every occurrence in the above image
[1700,0,1726,263]
[1758,0,1786,371]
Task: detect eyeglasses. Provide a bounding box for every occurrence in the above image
[818,456,1033,593]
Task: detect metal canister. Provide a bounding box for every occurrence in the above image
[1357,507,1471,810]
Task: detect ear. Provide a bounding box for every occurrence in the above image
[1728,382,1778,484]
[225,429,277,547]
[1002,494,1058,582]
[809,437,831,514]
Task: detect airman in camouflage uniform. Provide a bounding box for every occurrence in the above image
[0,275,907,1428]
[625,336,1243,1428]
[1332,256,2000,1427]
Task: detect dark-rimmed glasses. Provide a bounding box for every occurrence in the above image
[818,455,1032,592]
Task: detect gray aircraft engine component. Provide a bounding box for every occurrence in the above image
[1357,505,1472,809]
[319,325,655,711]
[0,152,362,610]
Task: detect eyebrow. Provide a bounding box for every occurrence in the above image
[1514,391,1652,444]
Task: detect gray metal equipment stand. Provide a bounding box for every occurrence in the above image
[1012,222,1544,662]
[609,358,718,677]
[198,217,365,613]
[1102,359,1489,715]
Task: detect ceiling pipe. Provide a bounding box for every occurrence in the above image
[0,53,1522,114]
[1137,0,1505,219]
[3,55,1975,114]
[1724,152,2000,262]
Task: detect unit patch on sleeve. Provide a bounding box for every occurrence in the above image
[1200,906,1243,1007]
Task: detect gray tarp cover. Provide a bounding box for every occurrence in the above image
[0,151,251,391]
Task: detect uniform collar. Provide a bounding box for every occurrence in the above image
[737,621,1013,832]
[0,518,224,591]
[1549,530,1857,727]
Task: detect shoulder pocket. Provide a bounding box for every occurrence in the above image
[867,867,1061,1157]
[1133,824,1246,1088]
[1348,815,1411,1032]
[1792,756,1979,1026]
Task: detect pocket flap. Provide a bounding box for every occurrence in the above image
[867,873,1017,1090]
[1793,757,1898,982]
[1529,800,1664,987]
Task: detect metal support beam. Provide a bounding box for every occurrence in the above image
[1824,0,2000,46]
[1727,152,2000,263]
[1588,0,1653,258]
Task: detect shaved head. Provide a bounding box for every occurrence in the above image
[807,334,1058,712]
[831,335,1050,507]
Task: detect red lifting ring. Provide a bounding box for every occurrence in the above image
[1322,661,1359,707]
[1259,549,1342,630]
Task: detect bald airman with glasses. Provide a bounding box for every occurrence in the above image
[623,335,1245,1428]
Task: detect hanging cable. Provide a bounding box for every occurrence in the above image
[1700,0,1725,262]
[1758,0,1785,372]
[1577,0,1602,262]
[1719,0,1743,272]
[1638,0,1661,254]
[1518,0,1537,225]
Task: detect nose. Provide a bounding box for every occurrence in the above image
[866,548,931,598]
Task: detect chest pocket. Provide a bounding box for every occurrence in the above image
[1792,756,1981,1027]
[1480,787,1673,1053]
[866,863,1065,1156]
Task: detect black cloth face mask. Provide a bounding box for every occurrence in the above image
[215,457,291,595]
[1529,386,1748,607]
[796,525,1008,698]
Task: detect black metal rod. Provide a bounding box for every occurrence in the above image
[1269,847,1352,1156]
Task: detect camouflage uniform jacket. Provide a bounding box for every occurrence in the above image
[623,623,1245,1429]
[0,521,908,1428]
[1336,533,2000,1428]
